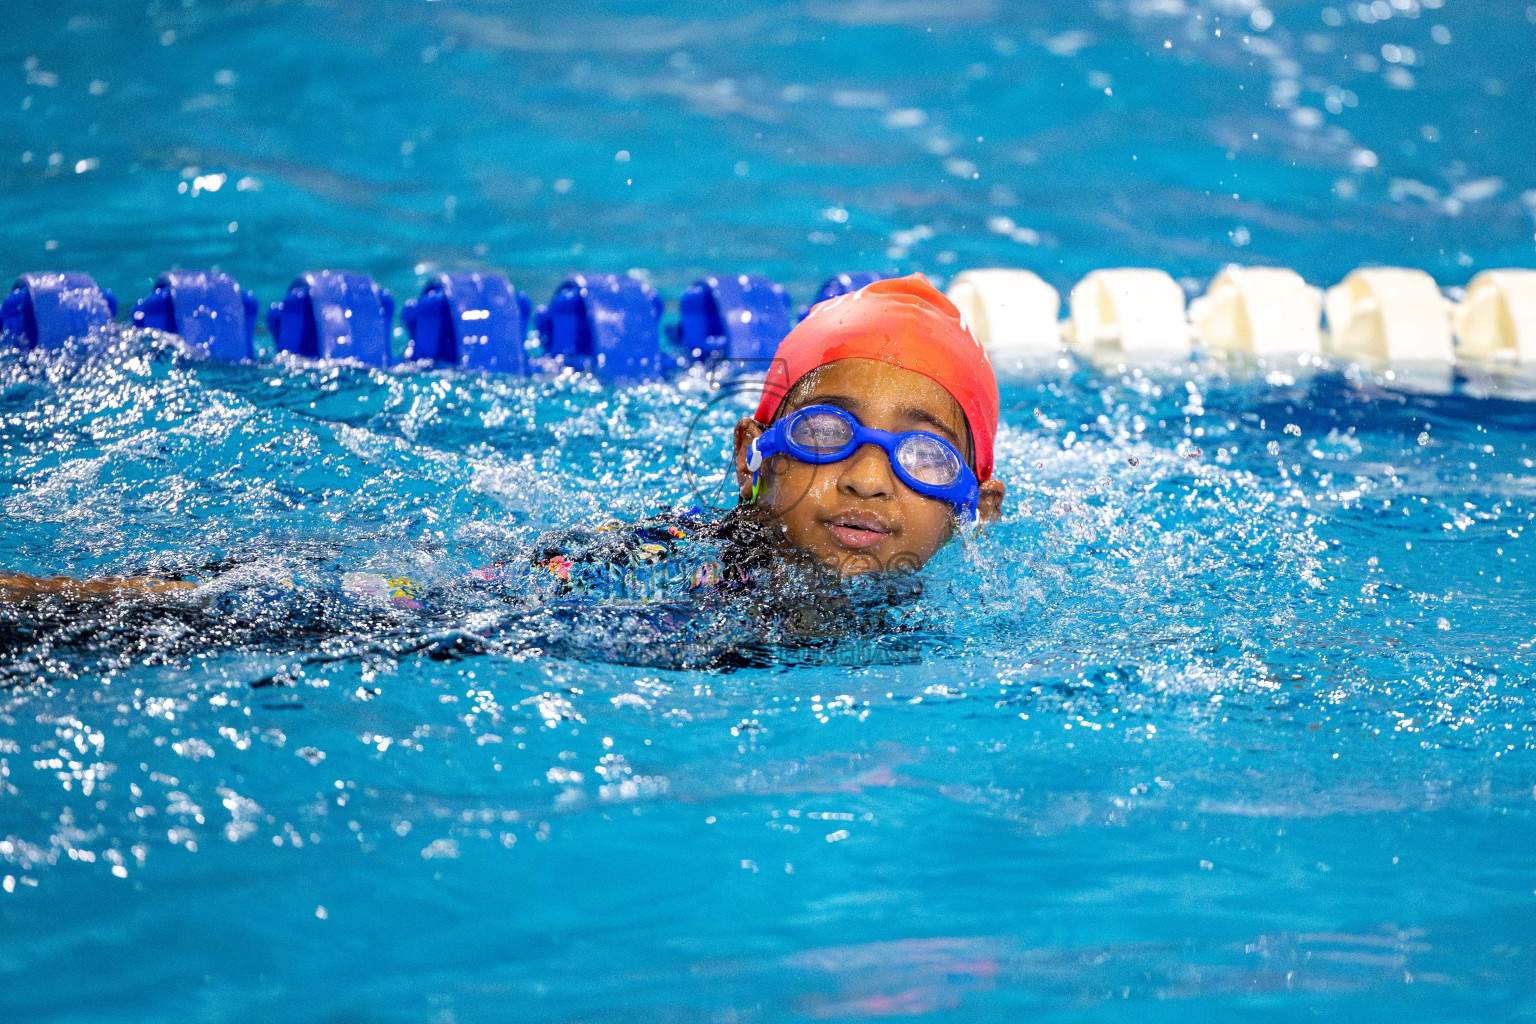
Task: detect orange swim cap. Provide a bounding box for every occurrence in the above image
[755,273,1000,481]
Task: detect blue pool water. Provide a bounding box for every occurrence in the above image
[3,1,1536,1020]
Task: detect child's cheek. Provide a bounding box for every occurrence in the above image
[898,496,954,560]
[767,460,828,514]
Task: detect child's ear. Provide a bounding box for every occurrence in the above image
[733,417,767,501]
[977,478,1006,526]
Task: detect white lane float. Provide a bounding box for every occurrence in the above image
[1189,265,1323,358]
[943,268,1061,359]
[1452,269,1536,366]
[1065,268,1191,360]
[1322,268,1454,366]
[1323,268,1456,393]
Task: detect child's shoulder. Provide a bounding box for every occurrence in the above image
[550,504,710,559]
[470,505,768,598]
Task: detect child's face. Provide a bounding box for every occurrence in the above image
[734,358,1005,576]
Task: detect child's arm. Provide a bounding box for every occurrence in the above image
[0,573,196,602]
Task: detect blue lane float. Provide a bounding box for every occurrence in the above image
[799,272,892,320]
[403,271,532,374]
[667,273,793,364]
[534,273,663,382]
[0,272,117,350]
[266,270,394,366]
[132,270,258,361]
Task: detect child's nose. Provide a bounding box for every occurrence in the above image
[837,443,896,500]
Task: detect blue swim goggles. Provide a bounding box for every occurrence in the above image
[747,404,980,523]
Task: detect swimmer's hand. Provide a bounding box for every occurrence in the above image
[0,573,196,602]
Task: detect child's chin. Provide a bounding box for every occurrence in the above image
[816,543,928,577]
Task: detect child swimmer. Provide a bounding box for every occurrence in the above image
[733,271,1005,575]
[0,274,1005,608]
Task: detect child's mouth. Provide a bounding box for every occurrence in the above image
[825,512,892,550]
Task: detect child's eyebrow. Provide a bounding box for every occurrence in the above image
[796,393,865,417]
[895,405,964,445]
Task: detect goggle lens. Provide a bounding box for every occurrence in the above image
[896,435,962,487]
[789,410,854,454]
